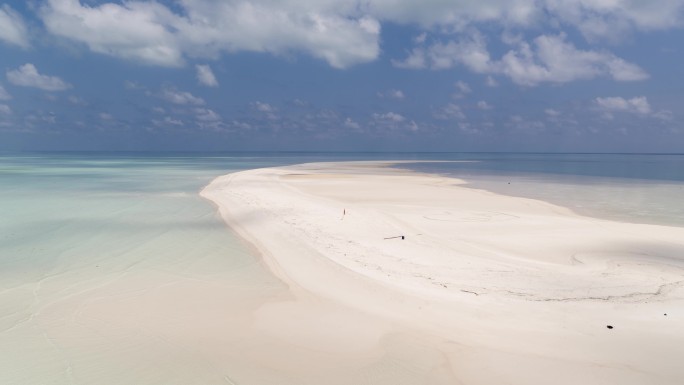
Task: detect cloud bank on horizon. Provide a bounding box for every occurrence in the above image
[0,0,683,151]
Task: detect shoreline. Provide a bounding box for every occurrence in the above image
[395,161,684,228]
[202,160,684,384]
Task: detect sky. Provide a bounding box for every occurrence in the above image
[1,0,683,152]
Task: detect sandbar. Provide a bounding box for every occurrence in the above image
[202,161,684,384]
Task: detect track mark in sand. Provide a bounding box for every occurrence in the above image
[499,280,684,303]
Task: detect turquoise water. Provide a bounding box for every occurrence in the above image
[404,153,684,227]
[2,152,681,288]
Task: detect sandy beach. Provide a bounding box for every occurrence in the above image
[202,161,684,385]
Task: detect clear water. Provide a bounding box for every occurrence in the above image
[0,152,457,385]
[1,152,683,384]
[403,153,684,227]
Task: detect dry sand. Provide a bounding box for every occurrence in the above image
[201,161,684,385]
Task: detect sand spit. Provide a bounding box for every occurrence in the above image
[202,161,684,385]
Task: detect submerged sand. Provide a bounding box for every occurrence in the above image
[202,161,684,385]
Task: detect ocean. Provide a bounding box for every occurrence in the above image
[1,152,682,384]
[403,153,684,227]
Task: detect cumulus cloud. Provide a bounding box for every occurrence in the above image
[506,114,545,133]
[477,100,493,110]
[6,63,72,91]
[543,0,684,41]
[370,111,420,133]
[68,95,87,105]
[196,64,218,87]
[395,32,648,86]
[254,101,275,112]
[378,89,405,99]
[38,0,381,68]
[0,84,11,100]
[164,117,184,126]
[545,108,561,117]
[368,0,684,38]
[393,31,492,71]
[455,81,472,94]
[39,0,183,67]
[373,111,406,122]
[0,104,11,115]
[434,103,466,120]
[195,108,221,122]
[159,87,205,105]
[0,4,29,48]
[32,0,684,72]
[152,116,185,127]
[452,80,472,99]
[124,80,145,90]
[595,96,651,115]
[485,76,499,87]
[344,117,361,130]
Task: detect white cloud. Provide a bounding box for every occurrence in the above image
[39,0,381,69]
[68,96,87,105]
[543,0,684,42]
[164,117,184,126]
[0,84,11,100]
[595,96,651,115]
[195,108,221,122]
[477,100,492,110]
[160,87,205,105]
[40,0,183,67]
[0,4,29,48]
[344,117,361,130]
[254,101,275,112]
[99,112,113,120]
[545,108,561,117]
[435,103,466,120]
[125,80,145,90]
[196,64,218,87]
[506,114,545,133]
[33,0,684,70]
[393,31,492,71]
[6,63,72,91]
[378,89,405,99]
[152,116,186,127]
[0,104,11,115]
[369,0,684,38]
[395,32,649,86]
[455,81,472,94]
[363,0,540,28]
[653,110,674,121]
[373,111,406,122]
[452,80,472,99]
[485,76,499,87]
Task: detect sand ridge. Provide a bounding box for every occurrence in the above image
[202,161,684,384]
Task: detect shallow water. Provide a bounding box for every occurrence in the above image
[404,153,684,227]
[0,153,458,384]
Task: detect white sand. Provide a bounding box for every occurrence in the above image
[202,161,684,385]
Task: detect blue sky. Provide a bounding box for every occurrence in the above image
[1,0,683,152]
